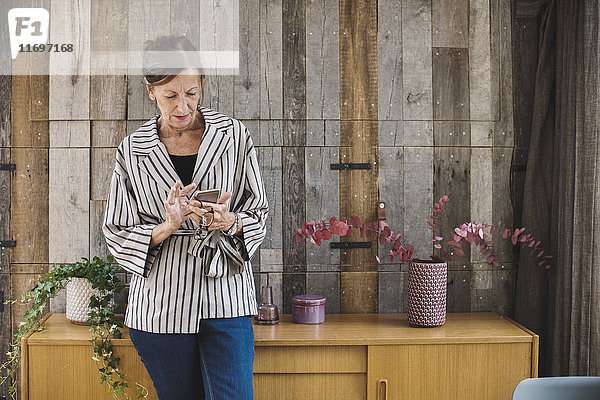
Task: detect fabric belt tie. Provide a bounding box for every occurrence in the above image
[170,228,246,278]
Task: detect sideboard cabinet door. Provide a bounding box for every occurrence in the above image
[367,343,533,400]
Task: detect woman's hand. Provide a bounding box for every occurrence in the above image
[187,192,236,232]
[163,180,197,232]
[150,181,196,248]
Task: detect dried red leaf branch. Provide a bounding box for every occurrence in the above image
[296,195,553,271]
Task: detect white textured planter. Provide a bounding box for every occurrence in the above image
[66,277,100,325]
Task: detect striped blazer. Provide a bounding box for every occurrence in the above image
[103,106,268,333]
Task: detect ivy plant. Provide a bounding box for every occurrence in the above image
[0,256,148,399]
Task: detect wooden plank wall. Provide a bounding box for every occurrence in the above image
[6,0,519,359]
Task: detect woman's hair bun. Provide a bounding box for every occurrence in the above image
[142,35,203,86]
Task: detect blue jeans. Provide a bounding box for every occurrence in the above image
[128,317,254,400]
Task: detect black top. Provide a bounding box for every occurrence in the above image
[169,154,197,186]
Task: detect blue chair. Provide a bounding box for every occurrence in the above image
[512,377,600,399]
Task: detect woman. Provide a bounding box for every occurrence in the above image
[103,35,268,400]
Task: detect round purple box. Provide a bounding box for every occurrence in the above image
[292,295,326,324]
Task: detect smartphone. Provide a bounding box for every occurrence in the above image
[193,188,220,203]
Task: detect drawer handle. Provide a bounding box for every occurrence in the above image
[377,379,388,400]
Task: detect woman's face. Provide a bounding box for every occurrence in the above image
[147,69,202,132]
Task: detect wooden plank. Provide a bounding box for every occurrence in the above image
[203,76,235,115]
[306,120,325,146]
[91,148,116,200]
[282,0,306,146]
[379,272,409,313]
[339,0,378,293]
[49,149,90,263]
[432,0,469,48]
[30,74,50,122]
[469,0,493,121]
[0,273,10,399]
[378,147,403,271]
[493,269,515,315]
[339,1,378,122]
[234,0,260,119]
[259,0,283,119]
[470,148,493,263]
[258,119,283,146]
[434,147,471,268]
[8,264,49,274]
[490,0,502,121]
[282,147,305,273]
[324,119,341,147]
[267,272,283,312]
[11,149,48,263]
[306,272,340,314]
[404,121,433,146]
[471,121,493,146]
[199,0,236,115]
[493,0,514,146]
[447,270,471,312]
[492,147,513,263]
[433,47,470,120]
[171,0,200,40]
[49,121,90,148]
[126,0,169,120]
[0,74,10,147]
[403,147,433,261]
[282,273,305,314]
[379,120,403,147]
[89,0,128,120]
[91,120,127,147]
[340,271,378,313]
[402,0,433,120]
[49,0,91,120]
[472,289,493,311]
[11,74,49,148]
[0,0,10,78]
[90,200,109,259]
[305,147,339,271]
[306,0,339,120]
[259,249,283,272]
[434,121,471,146]
[283,118,304,149]
[0,149,9,267]
[378,0,402,120]
[257,147,282,250]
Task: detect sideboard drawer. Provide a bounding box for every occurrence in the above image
[254,345,367,373]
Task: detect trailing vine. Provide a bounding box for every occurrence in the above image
[0,256,148,399]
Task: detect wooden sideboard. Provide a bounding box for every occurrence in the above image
[21,312,537,399]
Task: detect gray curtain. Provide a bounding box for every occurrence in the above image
[515,0,600,376]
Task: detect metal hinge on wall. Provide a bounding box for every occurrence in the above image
[0,163,15,171]
[1,164,16,250]
[330,163,371,170]
[330,242,371,249]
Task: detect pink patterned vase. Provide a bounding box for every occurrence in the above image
[407,259,447,327]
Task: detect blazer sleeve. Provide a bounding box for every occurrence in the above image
[102,144,162,279]
[229,127,269,263]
